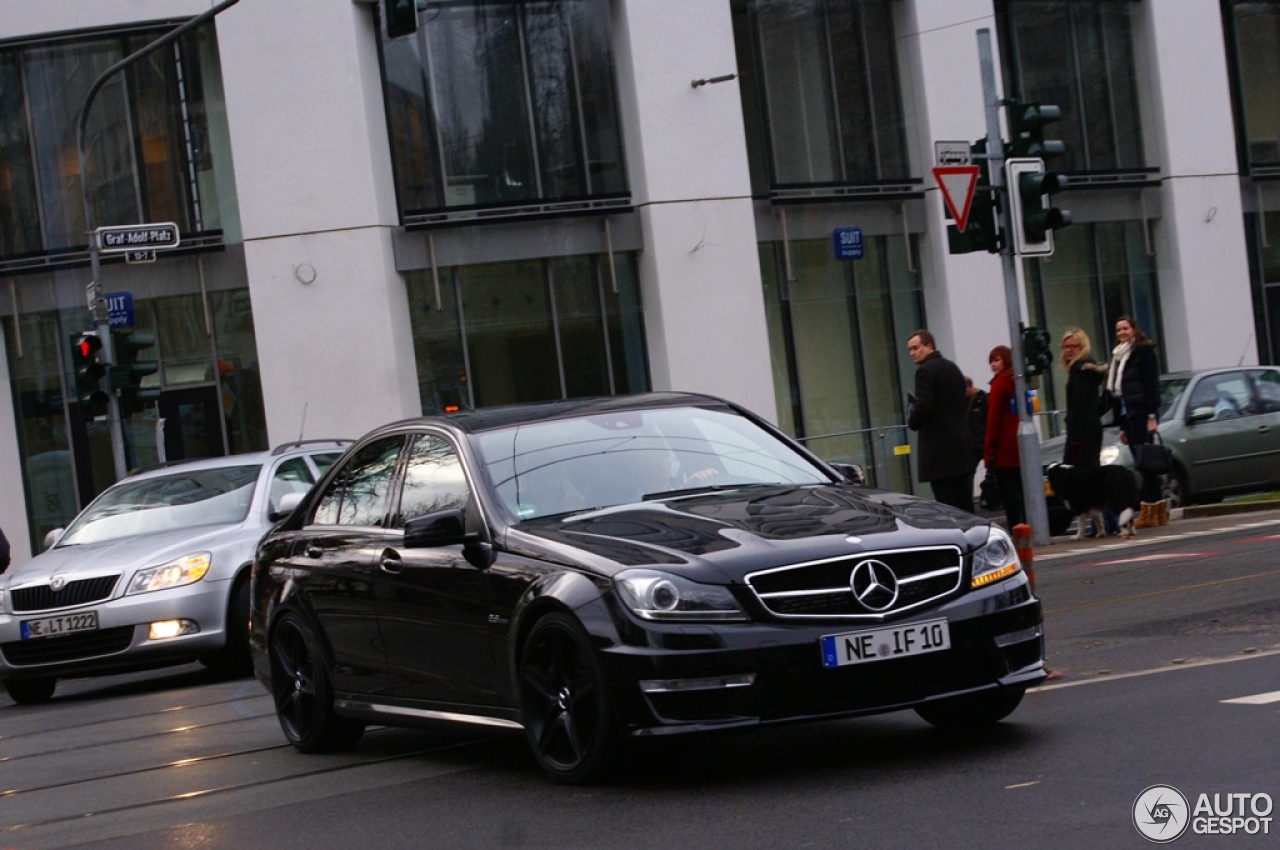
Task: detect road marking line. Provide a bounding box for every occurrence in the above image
[1073,552,1218,567]
[1221,690,1280,705]
[1031,646,1280,692]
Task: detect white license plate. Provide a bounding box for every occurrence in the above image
[820,618,951,668]
[20,610,99,640]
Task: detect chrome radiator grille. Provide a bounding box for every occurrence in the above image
[745,546,963,620]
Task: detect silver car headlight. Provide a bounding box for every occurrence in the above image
[1100,444,1122,466]
[971,527,1021,589]
[615,569,749,622]
[127,552,212,595]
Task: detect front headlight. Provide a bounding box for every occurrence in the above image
[1100,444,1122,466]
[971,527,1021,588]
[127,552,212,595]
[615,569,749,622]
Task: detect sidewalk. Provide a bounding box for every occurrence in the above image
[1038,497,1280,558]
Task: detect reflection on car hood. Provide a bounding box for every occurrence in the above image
[6,524,247,584]
[514,484,987,578]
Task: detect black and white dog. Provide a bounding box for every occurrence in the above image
[1046,462,1141,540]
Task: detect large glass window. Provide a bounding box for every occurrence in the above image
[998,0,1146,174]
[404,252,648,412]
[759,232,923,491]
[380,0,627,220]
[0,22,230,264]
[1227,2,1280,173]
[732,0,911,194]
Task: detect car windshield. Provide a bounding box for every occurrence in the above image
[1158,377,1191,422]
[57,465,261,546]
[474,405,830,521]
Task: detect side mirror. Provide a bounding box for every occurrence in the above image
[269,491,306,522]
[828,461,866,486]
[404,508,468,549]
[1187,407,1214,424]
[44,528,65,550]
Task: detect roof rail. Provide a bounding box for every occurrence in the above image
[270,438,352,456]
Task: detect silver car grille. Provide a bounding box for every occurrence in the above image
[745,546,963,620]
[10,575,121,613]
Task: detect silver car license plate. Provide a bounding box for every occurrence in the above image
[820,618,950,668]
[20,610,100,640]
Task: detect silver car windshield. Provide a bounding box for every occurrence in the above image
[475,406,829,521]
[57,465,261,546]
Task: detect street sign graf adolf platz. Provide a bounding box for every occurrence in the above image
[932,166,980,233]
[96,222,180,253]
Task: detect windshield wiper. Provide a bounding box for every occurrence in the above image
[641,482,778,501]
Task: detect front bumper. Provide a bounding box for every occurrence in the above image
[600,575,1044,736]
[0,579,231,681]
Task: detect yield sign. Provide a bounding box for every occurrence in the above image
[932,165,980,232]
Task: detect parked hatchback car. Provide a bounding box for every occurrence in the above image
[251,393,1045,784]
[0,440,348,705]
[1041,366,1280,533]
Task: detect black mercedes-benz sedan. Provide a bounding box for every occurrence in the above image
[250,393,1045,783]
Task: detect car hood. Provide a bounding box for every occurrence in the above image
[511,484,989,581]
[4,524,251,586]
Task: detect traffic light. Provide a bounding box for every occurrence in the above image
[946,138,1001,255]
[383,0,418,39]
[112,329,160,415]
[1022,325,1053,377]
[1006,158,1071,256]
[1005,100,1066,160]
[70,332,110,418]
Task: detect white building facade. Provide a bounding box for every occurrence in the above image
[1,0,1275,563]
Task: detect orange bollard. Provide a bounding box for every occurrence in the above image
[1012,522,1035,591]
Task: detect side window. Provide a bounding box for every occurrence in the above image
[268,457,315,512]
[394,434,471,528]
[312,437,405,526]
[1189,374,1251,420]
[1250,370,1280,414]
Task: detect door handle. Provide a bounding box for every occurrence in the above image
[380,551,404,574]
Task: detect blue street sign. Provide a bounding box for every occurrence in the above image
[105,291,135,329]
[832,227,864,260]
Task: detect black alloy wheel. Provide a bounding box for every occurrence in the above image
[914,685,1026,730]
[2,676,57,705]
[269,612,364,753]
[519,612,619,784]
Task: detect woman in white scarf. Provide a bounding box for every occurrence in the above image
[1108,316,1164,526]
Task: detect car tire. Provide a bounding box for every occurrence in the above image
[202,577,254,678]
[269,612,364,753]
[518,612,620,784]
[914,686,1026,730]
[3,676,57,705]
[1162,468,1189,509]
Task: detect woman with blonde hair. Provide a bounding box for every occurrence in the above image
[1060,327,1109,470]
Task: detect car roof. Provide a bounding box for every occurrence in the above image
[367,392,732,437]
[123,440,350,482]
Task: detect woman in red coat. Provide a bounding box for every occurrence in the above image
[983,345,1025,527]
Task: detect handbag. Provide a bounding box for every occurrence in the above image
[1132,432,1173,475]
[978,469,1003,511]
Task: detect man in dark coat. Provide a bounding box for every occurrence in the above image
[906,329,974,512]
[0,525,10,575]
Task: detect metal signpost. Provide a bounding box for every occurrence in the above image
[976,28,1051,547]
[76,0,240,480]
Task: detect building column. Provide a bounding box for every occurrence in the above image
[215,0,420,443]
[1140,2,1257,370]
[613,0,777,421]
[899,1,1012,383]
[0,329,32,565]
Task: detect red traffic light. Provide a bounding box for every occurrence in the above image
[74,333,102,360]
